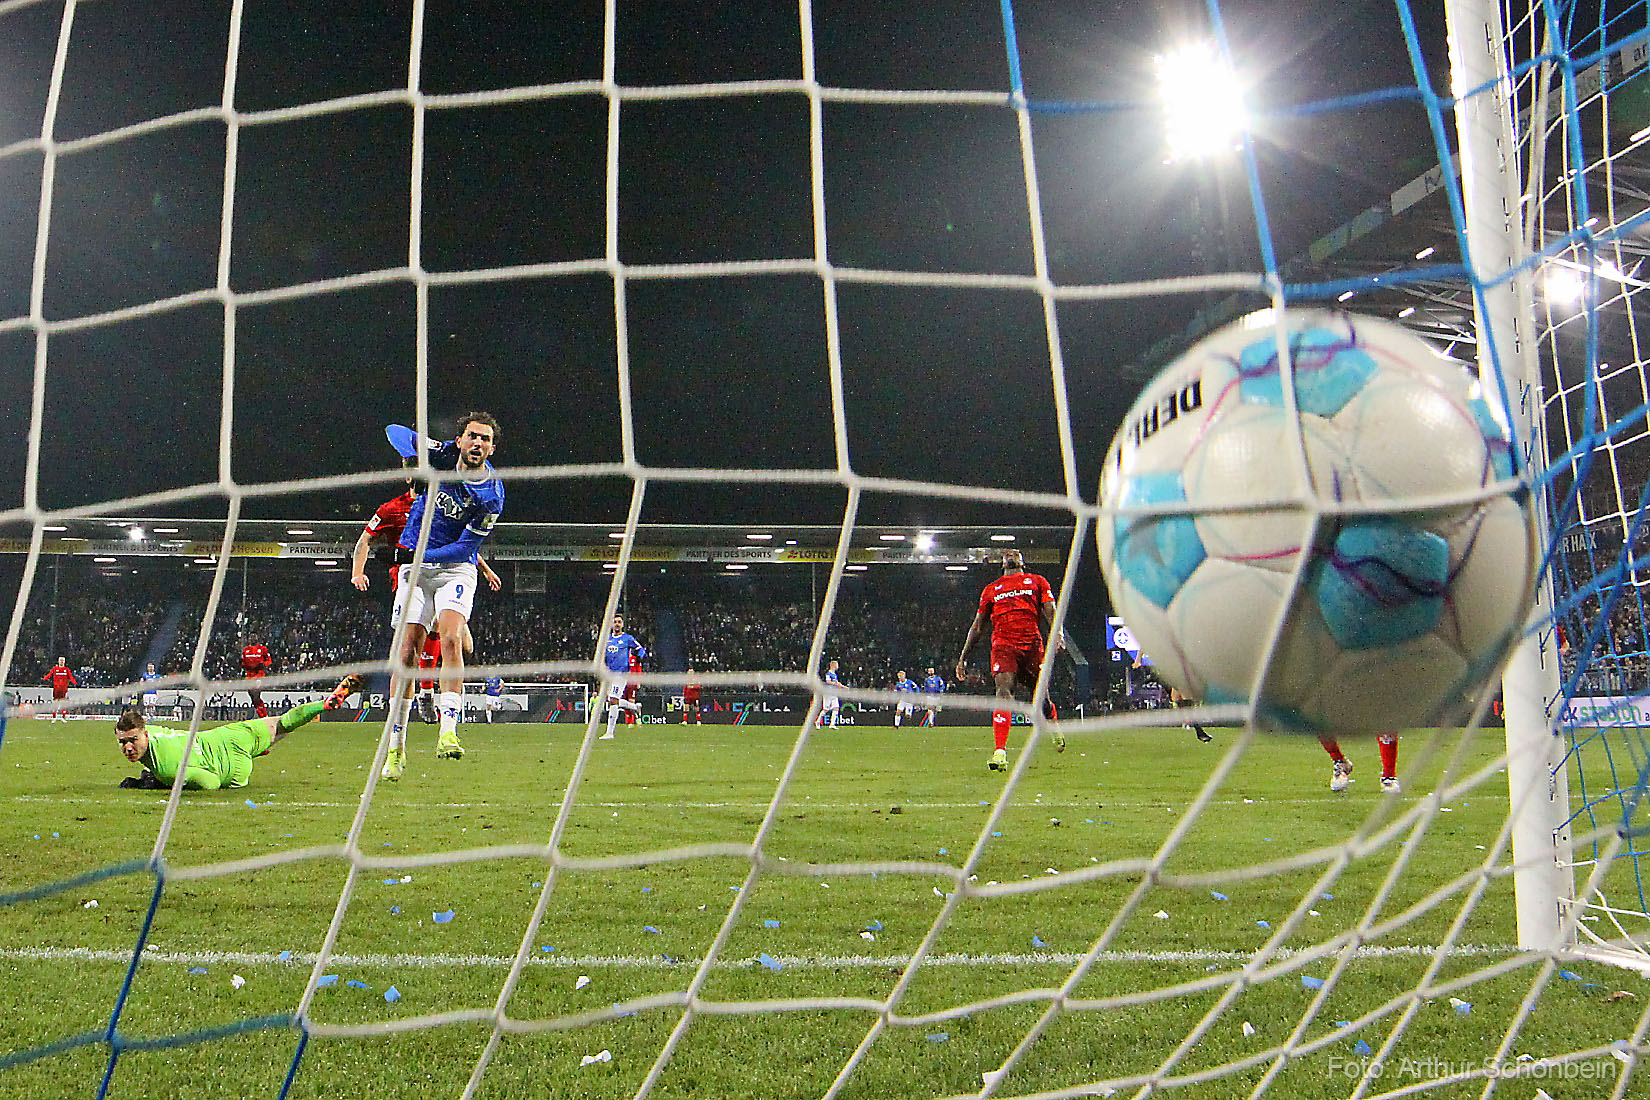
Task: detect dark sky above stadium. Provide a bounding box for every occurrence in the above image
[0,0,1450,532]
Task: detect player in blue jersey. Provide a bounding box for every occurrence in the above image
[817,659,842,728]
[892,670,920,727]
[377,412,503,776]
[921,666,946,726]
[599,614,647,740]
[482,675,504,723]
[140,663,161,715]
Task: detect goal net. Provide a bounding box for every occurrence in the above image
[0,0,1647,1098]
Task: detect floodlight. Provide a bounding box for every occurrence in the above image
[914,533,936,551]
[1156,43,1248,161]
[1544,266,1584,305]
[128,527,144,541]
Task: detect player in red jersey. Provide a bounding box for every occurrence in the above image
[682,668,701,725]
[1319,732,1401,794]
[42,656,77,721]
[351,481,416,594]
[241,637,273,718]
[955,549,1062,771]
[622,648,642,724]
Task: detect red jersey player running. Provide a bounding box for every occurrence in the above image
[955,549,1063,771]
[42,656,77,721]
[241,637,272,718]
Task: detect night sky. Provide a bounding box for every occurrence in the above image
[0,0,1451,534]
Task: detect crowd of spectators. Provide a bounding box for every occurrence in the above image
[8,569,1082,706]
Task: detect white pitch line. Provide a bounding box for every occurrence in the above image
[2,795,1368,810]
[0,944,1519,970]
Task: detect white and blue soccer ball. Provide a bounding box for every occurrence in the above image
[1096,309,1539,732]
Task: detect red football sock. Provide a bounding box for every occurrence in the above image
[993,710,1010,751]
[1378,734,1398,778]
[254,704,268,719]
[1318,736,1345,762]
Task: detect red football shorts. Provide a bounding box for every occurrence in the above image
[51,687,68,700]
[990,638,1045,688]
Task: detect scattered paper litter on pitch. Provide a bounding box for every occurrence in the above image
[82,900,98,909]
[1257,920,1271,929]
[758,953,783,970]
[1210,892,1228,901]
[1612,1040,1634,1062]
[277,951,292,962]
[231,974,245,990]
[347,980,370,990]
[188,966,207,975]
[1449,998,1471,1014]
[861,931,875,941]
[1353,1040,1372,1055]
[1154,910,1169,919]
[763,919,780,928]
[1605,990,1637,1002]
[1302,976,1325,989]
[580,1050,612,1067]
[317,975,339,987]
[575,975,591,990]
[382,879,399,886]
[400,875,411,883]
[1559,969,1582,981]
[644,925,661,934]
[389,906,400,915]
[245,800,257,808]
[1032,935,1047,948]
[927,1033,950,1043]
[540,945,556,953]
[432,910,455,924]
[1242,1022,1256,1037]
[384,986,401,1003]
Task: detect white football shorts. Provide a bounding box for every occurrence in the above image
[394,561,478,631]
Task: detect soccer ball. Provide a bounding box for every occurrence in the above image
[1096,309,1538,732]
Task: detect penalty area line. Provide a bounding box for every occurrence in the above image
[0,943,1520,970]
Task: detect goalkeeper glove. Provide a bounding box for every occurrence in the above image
[119,770,165,790]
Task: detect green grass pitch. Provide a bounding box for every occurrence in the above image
[0,715,1642,1099]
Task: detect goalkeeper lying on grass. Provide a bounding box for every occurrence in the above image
[114,674,363,790]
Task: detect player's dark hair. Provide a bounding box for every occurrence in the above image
[116,708,146,731]
[456,411,500,446]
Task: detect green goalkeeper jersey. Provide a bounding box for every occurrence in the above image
[140,720,269,790]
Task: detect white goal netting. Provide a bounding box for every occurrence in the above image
[2,0,1649,1098]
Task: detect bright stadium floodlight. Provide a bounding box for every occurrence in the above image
[1544,265,1584,305]
[128,527,144,541]
[1156,42,1248,161]
[914,533,936,551]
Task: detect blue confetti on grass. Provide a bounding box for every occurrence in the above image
[317,975,339,988]
[642,887,652,893]
[927,1033,950,1043]
[865,919,883,932]
[245,800,257,808]
[277,951,292,962]
[432,910,455,924]
[758,953,783,970]
[1453,1000,1472,1014]
[1302,976,1325,989]
[764,919,780,928]
[540,945,555,953]
[1559,969,1582,981]
[1257,920,1271,929]
[188,967,207,975]
[531,882,542,888]
[1211,892,1228,901]
[346,980,370,990]
[1032,935,1047,948]
[51,832,58,838]
[384,986,401,1003]
[938,848,948,855]
[382,879,399,886]
[389,906,400,915]
[643,925,661,934]
[991,831,1002,837]
[1353,1040,1372,1055]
